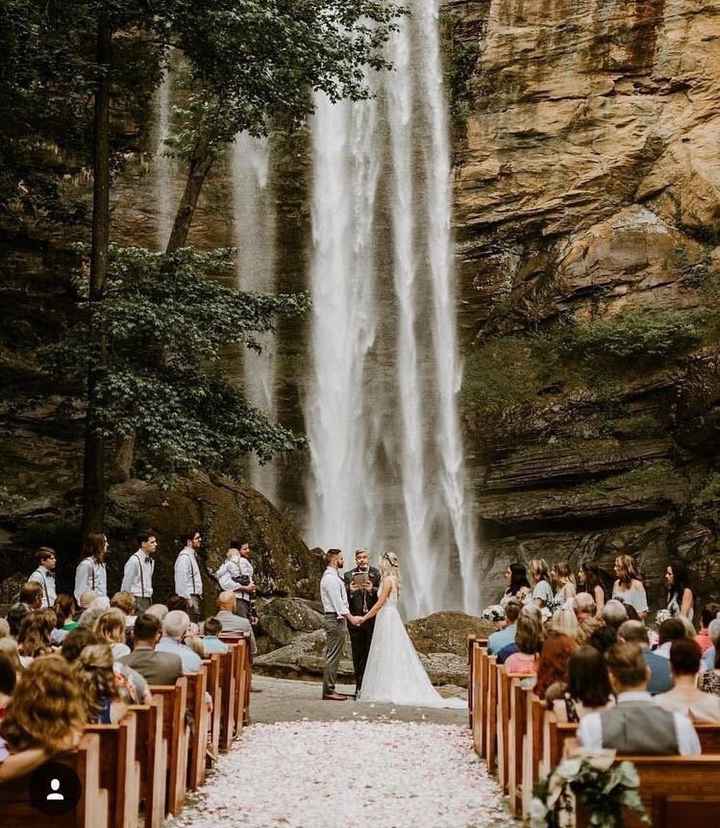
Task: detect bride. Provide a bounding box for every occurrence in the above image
[357,552,466,709]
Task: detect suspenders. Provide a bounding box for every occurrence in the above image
[32,569,50,606]
[135,553,146,597]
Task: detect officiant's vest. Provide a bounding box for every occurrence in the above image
[599,702,679,754]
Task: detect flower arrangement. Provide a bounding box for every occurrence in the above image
[481,604,505,623]
[530,751,649,828]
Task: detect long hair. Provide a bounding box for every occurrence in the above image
[72,643,119,721]
[580,563,611,598]
[508,563,531,595]
[82,532,107,561]
[552,562,575,587]
[53,594,77,627]
[615,554,640,587]
[94,609,126,645]
[17,611,54,658]
[535,633,577,699]
[0,637,23,675]
[0,655,86,753]
[515,608,544,656]
[379,552,401,592]
[529,559,550,584]
[667,559,690,605]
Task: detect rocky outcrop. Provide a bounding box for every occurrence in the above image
[445,0,720,607]
[254,597,325,655]
[406,612,495,656]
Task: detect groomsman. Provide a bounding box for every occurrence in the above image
[74,532,109,602]
[175,529,203,621]
[344,548,380,698]
[29,547,57,608]
[121,529,158,613]
[320,549,361,701]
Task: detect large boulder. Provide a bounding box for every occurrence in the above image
[406,612,495,657]
[255,597,325,655]
[253,629,355,682]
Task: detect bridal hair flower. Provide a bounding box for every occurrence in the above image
[382,552,400,567]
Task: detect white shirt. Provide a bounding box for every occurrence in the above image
[29,565,56,608]
[215,559,242,592]
[237,557,253,602]
[612,581,649,614]
[578,691,701,755]
[174,546,202,598]
[121,550,155,598]
[74,557,108,602]
[320,567,350,618]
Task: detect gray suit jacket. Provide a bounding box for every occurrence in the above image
[212,610,256,655]
[120,647,183,686]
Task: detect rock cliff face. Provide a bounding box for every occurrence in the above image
[446,0,720,606]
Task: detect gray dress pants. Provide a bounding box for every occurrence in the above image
[322,615,346,695]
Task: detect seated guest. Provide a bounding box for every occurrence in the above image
[146,603,169,622]
[697,604,719,654]
[655,617,688,659]
[110,592,137,628]
[167,595,193,614]
[73,644,128,724]
[0,654,16,719]
[588,624,617,655]
[60,626,100,663]
[0,656,86,782]
[51,594,79,644]
[202,618,230,654]
[551,645,614,722]
[504,608,543,675]
[0,638,22,677]
[702,618,720,672]
[547,607,580,641]
[95,608,131,659]
[17,611,54,665]
[6,604,28,638]
[700,638,720,697]
[157,610,203,673]
[578,642,700,755]
[618,620,671,695]
[77,590,98,614]
[602,599,628,631]
[89,596,110,611]
[19,582,43,612]
[535,633,577,700]
[78,606,105,629]
[488,599,520,655]
[655,639,720,722]
[0,620,8,639]
[573,593,601,643]
[120,613,183,685]
[208,591,257,656]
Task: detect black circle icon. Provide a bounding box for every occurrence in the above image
[29,761,82,815]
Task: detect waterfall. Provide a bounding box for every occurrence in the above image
[305,1,478,615]
[232,134,278,502]
[417,0,479,614]
[154,70,174,249]
[306,94,382,556]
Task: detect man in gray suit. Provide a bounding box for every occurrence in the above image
[120,612,183,685]
[206,591,256,655]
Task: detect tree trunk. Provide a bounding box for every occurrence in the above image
[165,134,215,252]
[81,15,113,538]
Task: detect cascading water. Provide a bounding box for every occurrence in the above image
[417,0,479,614]
[306,1,478,615]
[231,134,278,502]
[306,93,382,557]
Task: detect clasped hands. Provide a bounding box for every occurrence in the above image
[347,614,369,626]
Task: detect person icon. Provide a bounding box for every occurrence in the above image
[46,778,64,801]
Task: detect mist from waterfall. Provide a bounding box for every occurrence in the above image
[232,134,278,503]
[306,2,478,615]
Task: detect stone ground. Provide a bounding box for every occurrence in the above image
[167,676,517,828]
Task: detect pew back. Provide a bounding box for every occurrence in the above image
[149,678,189,816]
[127,699,167,828]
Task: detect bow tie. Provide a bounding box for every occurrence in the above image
[46,572,55,579]
[145,556,153,564]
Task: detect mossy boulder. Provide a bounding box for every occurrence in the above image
[406,612,495,657]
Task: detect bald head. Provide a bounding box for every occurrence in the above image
[217,591,236,612]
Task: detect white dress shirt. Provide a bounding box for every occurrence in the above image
[121,550,155,599]
[578,691,701,755]
[174,546,202,598]
[320,567,350,618]
[215,559,242,592]
[74,557,108,601]
[29,565,56,608]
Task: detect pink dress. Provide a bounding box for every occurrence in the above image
[504,652,538,675]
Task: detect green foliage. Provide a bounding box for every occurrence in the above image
[441,15,480,133]
[43,245,309,482]
[560,310,706,363]
[592,461,675,493]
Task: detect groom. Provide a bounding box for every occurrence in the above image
[320,549,362,700]
[344,548,380,698]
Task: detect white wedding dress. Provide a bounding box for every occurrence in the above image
[359,581,466,709]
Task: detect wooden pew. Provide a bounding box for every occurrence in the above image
[203,654,222,761]
[507,677,529,815]
[219,633,252,733]
[522,693,545,819]
[0,733,109,828]
[84,713,141,828]
[545,714,720,774]
[128,699,167,828]
[217,648,236,752]
[185,667,209,790]
[485,656,498,774]
[497,667,527,792]
[471,645,488,756]
[149,678,189,816]
[467,635,477,728]
[576,755,720,828]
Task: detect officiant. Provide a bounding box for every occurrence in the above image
[344,548,381,698]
